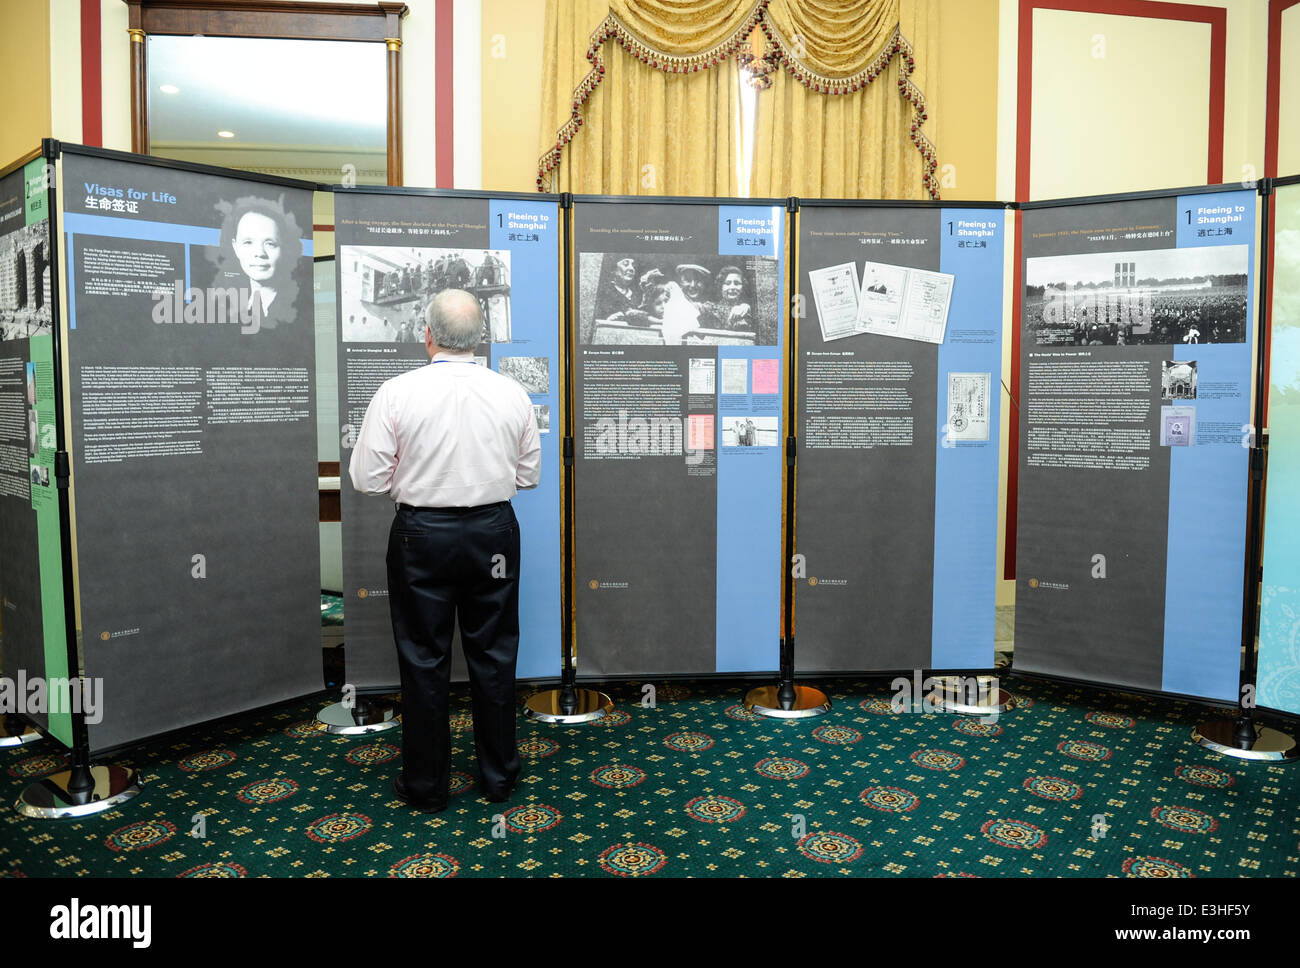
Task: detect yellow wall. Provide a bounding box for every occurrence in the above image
[0,0,51,167]
[1281,3,1300,176]
[934,0,999,200]
[999,0,1269,201]
[481,0,547,193]
[1030,10,1212,198]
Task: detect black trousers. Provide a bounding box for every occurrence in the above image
[386,501,521,805]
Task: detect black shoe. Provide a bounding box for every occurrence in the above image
[393,775,447,814]
[482,780,517,803]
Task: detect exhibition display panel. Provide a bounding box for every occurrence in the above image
[1014,185,1258,704]
[60,145,323,752]
[569,197,788,676]
[0,147,72,745]
[333,187,563,688]
[793,201,1007,674]
[1259,175,1300,718]
[0,139,1295,791]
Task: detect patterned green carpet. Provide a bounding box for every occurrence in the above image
[2,675,1296,878]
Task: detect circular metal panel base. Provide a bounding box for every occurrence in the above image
[1192,721,1299,762]
[16,765,142,819]
[523,688,612,724]
[744,684,832,719]
[932,676,1015,715]
[317,701,400,735]
[0,723,41,748]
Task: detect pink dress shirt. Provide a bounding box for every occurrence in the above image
[349,350,541,507]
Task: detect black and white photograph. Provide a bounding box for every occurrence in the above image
[340,245,510,344]
[0,221,53,341]
[203,194,308,329]
[1161,360,1198,400]
[533,404,551,434]
[579,253,779,346]
[498,356,550,394]
[1025,244,1249,346]
[721,415,778,447]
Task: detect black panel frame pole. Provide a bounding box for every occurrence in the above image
[1235,178,1273,745]
[44,139,94,793]
[778,195,801,708]
[559,191,579,714]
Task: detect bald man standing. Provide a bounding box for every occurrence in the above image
[350,289,541,812]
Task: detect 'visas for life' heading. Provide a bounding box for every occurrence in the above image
[84,183,177,204]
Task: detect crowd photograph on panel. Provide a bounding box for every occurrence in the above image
[340,246,511,344]
[1025,246,1250,346]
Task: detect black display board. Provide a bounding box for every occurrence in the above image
[60,146,322,751]
[570,197,786,677]
[333,188,563,689]
[793,202,1007,674]
[1015,185,1257,702]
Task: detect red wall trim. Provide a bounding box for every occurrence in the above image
[1006,0,1230,580]
[434,0,454,189]
[80,0,102,147]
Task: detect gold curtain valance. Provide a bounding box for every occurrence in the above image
[538,0,937,198]
[764,0,899,80]
[601,0,902,81]
[609,0,766,54]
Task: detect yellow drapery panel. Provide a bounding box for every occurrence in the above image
[752,0,937,198]
[538,0,762,196]
[567,52,746,197]
[538,0,939,200]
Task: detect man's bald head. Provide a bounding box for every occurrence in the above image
[425,289,484,353]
